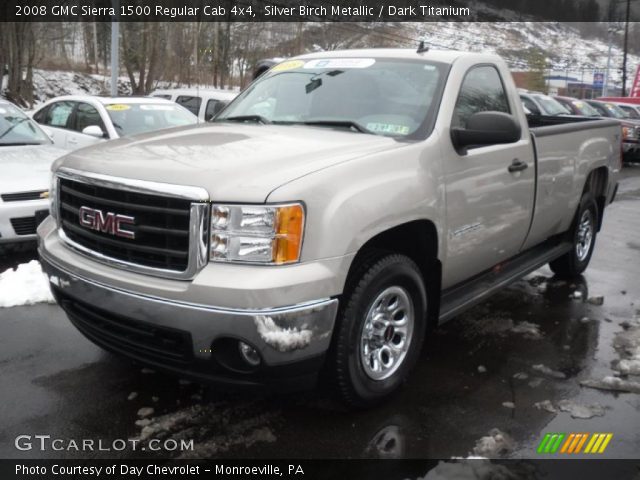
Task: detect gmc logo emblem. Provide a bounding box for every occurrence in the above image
[78,206,135,240]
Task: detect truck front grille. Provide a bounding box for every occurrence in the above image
[2,190,47,202]
[58,177,193,272]
[10,216,37,235]
[55,288,194,365]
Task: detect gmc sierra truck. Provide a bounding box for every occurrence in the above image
[38,49,621,407]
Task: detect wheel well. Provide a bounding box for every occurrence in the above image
[348,220,441,329]
[583,167,608,231]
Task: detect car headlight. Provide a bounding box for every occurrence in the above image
[210,203,305,264]
[622,126,633,140]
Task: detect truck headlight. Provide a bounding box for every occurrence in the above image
[49,174,59,223]
[622,126,633,140]
[210,203,305,264]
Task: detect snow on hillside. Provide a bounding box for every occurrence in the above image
[407,22,640,86]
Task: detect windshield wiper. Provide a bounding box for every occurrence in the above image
[0,142,43,146]
[301,120,372,134]
[222,115,272,125]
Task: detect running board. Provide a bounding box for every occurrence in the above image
[439,241,572,323]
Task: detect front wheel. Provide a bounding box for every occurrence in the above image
[328,252,427,408]
[549,192,599,278]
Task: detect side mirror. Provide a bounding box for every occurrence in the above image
[82,125,106,139]
[451,111,521,152]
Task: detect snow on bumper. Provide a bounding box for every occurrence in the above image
[39,254,338,367]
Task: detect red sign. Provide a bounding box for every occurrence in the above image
[631,65,640,97]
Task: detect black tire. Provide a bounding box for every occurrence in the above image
[328,251,427,408]
[549,192,599,278]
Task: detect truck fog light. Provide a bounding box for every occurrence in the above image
[238,341,261,367]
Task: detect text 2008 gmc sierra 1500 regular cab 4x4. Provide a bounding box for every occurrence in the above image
[38,49,621,407]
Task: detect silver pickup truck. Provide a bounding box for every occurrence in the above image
[38,49,621,407]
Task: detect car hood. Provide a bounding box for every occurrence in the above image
[55,123,406,202]
[0,144,68,195]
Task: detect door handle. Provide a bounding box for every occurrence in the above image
[68,137,78,144]
[508,159,528,173]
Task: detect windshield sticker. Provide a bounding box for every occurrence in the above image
[304,58,376,69]
[272,60,305,72]
[366,123,410,135]
[105,104,131,111]
[140,105,174,110]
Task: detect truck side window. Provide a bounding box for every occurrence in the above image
[453,66,509,128]
[176,96,202,116]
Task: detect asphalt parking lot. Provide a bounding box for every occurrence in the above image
[1,165,639,461]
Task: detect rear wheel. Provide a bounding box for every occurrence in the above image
[328,252,427,408]
[549,192,599,278]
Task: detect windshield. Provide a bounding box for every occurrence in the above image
[591,102,627,119]
[0,103,51,146]
[570,100,601,117]
[533,95,570,116]
[105,103,197,136]
[618,105,640,119]
[217,58,447,138]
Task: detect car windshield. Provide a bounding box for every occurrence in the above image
[570,100,601,117]
[105,103,197,136]
[618,105,640,119]
[594,102,628,119]
[216,58,447,138]
[0,103,51,146]
[533,95,570,116]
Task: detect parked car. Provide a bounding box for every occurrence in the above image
[0,99,67,248]
[586,100,640,161]
[554,96,602,117]
[31,96,198,150]
[605,101,640,119]
[39,49,620,407]
[150,88,238,122]
[519,92,571,116]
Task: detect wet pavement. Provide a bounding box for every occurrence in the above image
[1,165,639,461]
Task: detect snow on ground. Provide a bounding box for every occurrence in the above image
[0,260,54,308]
[581,376,640,393]
[405,22,640,87]
[531,363,566,379]
[471,428,514,457]
[134,400,278,458]
[557,400,606,419]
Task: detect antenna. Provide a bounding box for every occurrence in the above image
[417,38,429,54]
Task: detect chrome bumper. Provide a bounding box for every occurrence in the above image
[39,254,338,369]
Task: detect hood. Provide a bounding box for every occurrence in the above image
[55,123,405,202]
[0,144,68,195]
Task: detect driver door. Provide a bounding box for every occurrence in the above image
[443,65,535,287]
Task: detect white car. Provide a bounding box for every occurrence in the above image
[150,88,238,122]
[0,99,67,246]
[31,95,198,150]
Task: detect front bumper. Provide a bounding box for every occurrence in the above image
[38,216,345,388]
[0,198,48,244]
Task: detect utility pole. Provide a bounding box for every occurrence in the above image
[621,0,631,96]
[110,0,119,96]
[603,26,615,97]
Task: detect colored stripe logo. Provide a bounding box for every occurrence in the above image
[537,433,613,454]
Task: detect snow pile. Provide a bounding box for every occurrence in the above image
[581,376,640,394]
[531,364,566,379]
[534,400,556,413]
[557,400,606,419]
[0,260,55,308]
[510,321,543,340]
[254,315,312,352]
[472,429,514,457]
